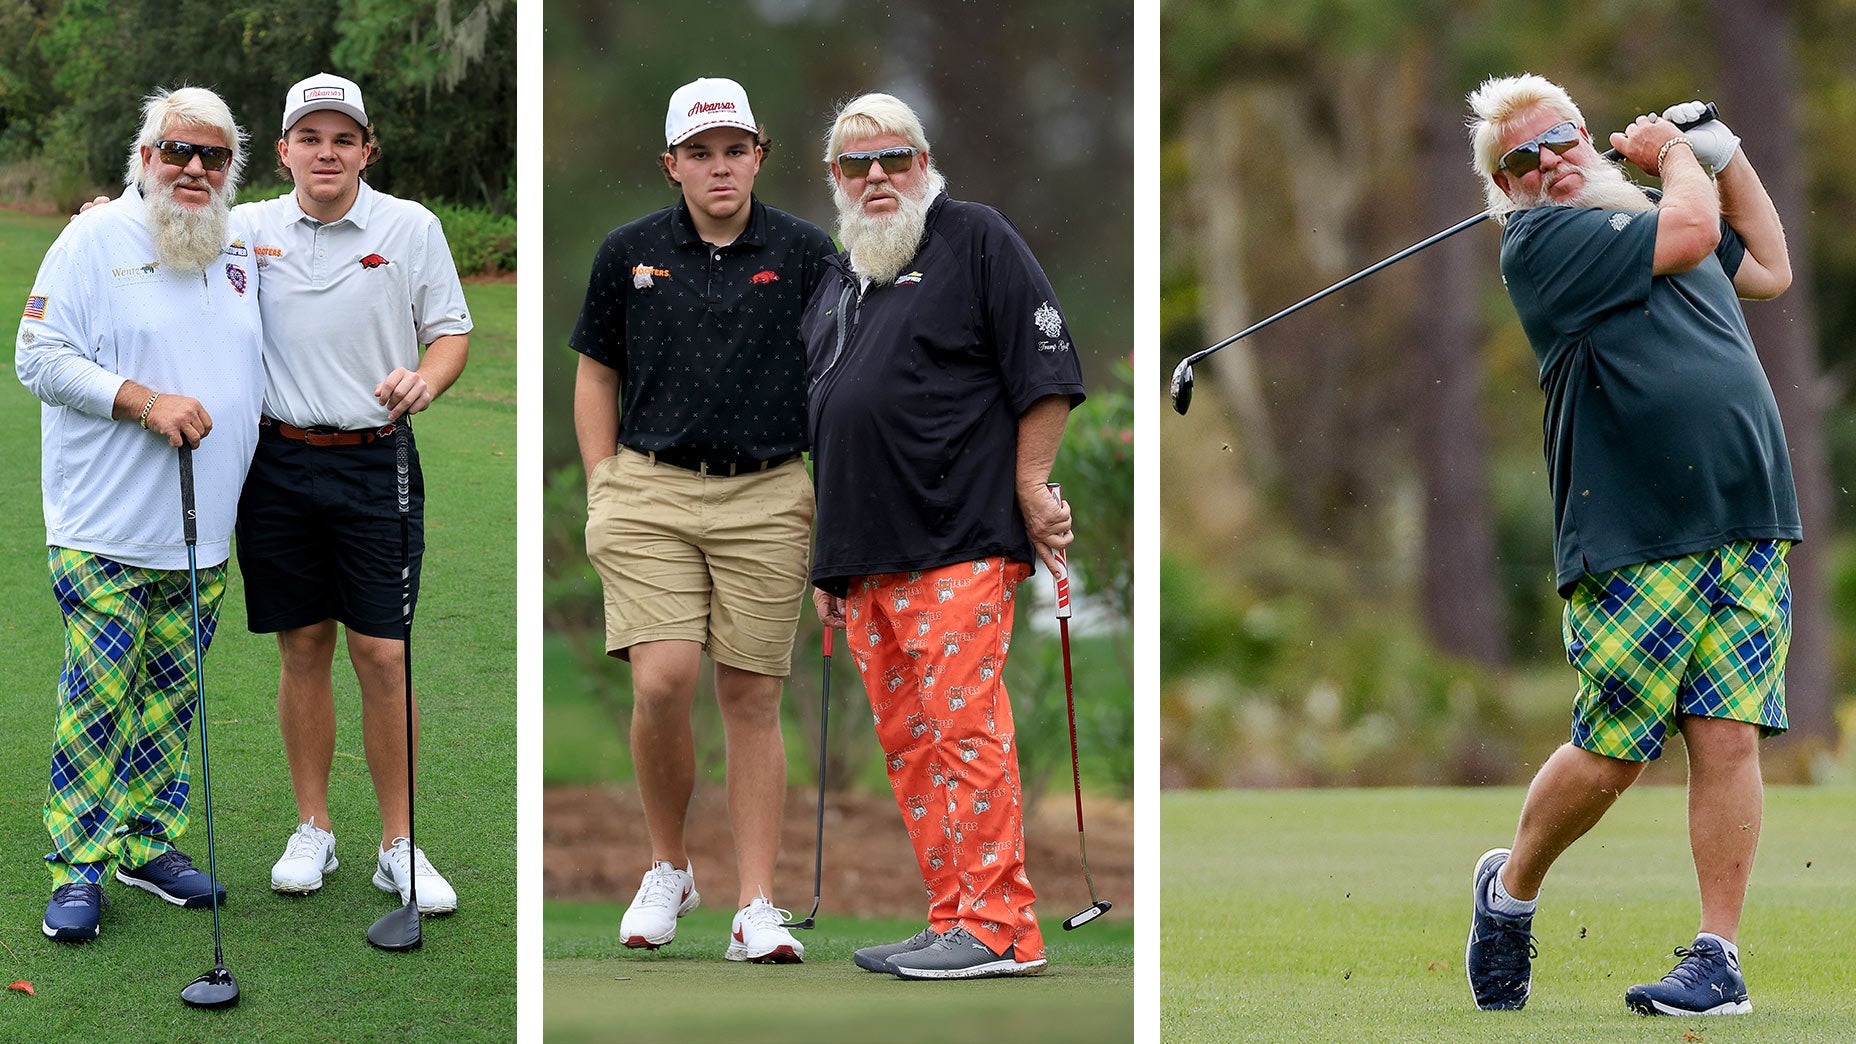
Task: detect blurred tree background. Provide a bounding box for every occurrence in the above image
[1161,0,1856,788]
[543,1,1134,801]
[0,1,514,220]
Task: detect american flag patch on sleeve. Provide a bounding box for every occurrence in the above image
[23,295,46,320]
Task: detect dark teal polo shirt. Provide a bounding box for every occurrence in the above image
[1500,199,1801,594]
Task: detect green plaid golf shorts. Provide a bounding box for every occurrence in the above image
[1563,540,1790,762]
[42,547,224,885]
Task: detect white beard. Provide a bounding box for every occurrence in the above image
[144,175,231,273]
[834,167,945,285]
[1524,156,1655,214]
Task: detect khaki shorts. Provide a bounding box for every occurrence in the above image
[585,448,814,676]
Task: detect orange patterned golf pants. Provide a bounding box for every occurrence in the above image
[843,557,1044,961]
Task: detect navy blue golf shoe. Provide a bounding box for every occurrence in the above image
[116,850,226,908]
[1466,847,1535,1010]
[1625,936,1751,1016]
[43,881,107,941]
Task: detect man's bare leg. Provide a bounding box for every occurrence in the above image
[277,622,341,834]
[628,640,703,868]
[349,631,416,848]
[1678,715,1762,941]
[1504,742,1646,900]
[714,663,786,908]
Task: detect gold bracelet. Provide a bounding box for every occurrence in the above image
[1656,136,1694,175]
[138,392,159,429]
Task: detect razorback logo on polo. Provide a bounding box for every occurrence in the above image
[750,269,779,285]
[358,253,391,269]
[632,263,670,289]
[225,264,247,295]
[223,239,249,257]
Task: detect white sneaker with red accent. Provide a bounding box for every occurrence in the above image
[725,894,804,964]
[619,861,699,949]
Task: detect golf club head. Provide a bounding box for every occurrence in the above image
[1061,900,1113,931]
[789,896,821,931]
[180,965,239,1008]
[366,902,423,951]
[1170,360,1194,414]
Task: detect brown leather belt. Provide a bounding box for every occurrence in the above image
[629,445,801,477]
[263,416,397,447]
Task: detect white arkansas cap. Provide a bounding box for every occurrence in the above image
[282,73,368,134]
[664,77,757,147]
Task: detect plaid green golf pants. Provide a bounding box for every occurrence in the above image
[1564,539,1790,762]
[42,547,224,886]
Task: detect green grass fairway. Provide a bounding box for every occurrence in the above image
[1164,786,1856,1043]
[1,207,515,1039]
[545,901,1134,1042]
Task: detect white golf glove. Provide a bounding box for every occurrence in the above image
[1660,101,1740,174]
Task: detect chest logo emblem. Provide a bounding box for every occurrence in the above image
[359,253,392,269]
[751,269,779,285]
[896,271,924,285]
[225,264,247,295]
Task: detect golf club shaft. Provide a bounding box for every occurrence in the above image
[813,628,832,917]
[1046,483,1100,903]
[177,446,226,967]
[1171,103,1719,407]
[397,427,416,911]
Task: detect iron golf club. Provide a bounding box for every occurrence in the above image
[367,426,421,951]
[1048,483,1112,931]
[790,627,833,930]
[176,445,239,1009]
[1170,103,1719,414]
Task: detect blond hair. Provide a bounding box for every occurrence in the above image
[823,93,932,164]
[1465,74,1586,221]
[126,86,248,192]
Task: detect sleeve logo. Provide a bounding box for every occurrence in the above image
[23,294,46,320]
[1609,212,1634,231]
[1033,301,1064,338]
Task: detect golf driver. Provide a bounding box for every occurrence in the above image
[1170,103,1719,414]
[367,426,421,951]
[1048,482,1112,931]
[177,445,239,1009]
[790,626,833,930]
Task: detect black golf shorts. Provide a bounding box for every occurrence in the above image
[236,424,426,639]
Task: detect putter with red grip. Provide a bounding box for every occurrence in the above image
[1048,482,1112,931]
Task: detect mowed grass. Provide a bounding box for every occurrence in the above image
[1163,786,1856,1043]
[0,208,515,1038]
[545,901,1133,1042]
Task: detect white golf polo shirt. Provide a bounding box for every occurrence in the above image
[15,185,264,570]
[241,180,473,430]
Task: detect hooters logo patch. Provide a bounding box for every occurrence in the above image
[359,253,391,269]
[225,264,247,295]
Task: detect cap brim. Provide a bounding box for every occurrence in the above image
[667,120,759,147]
[284,103,370,135]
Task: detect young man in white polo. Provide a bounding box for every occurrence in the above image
[239,73,473,916]
[572,77,835,962]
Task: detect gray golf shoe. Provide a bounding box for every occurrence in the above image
[888,926,1047,980]
[853,926,943,972]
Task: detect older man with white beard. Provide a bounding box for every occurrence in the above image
[1461,75,1798,1018]
[17,86,264,942]
[803,93,1086,980]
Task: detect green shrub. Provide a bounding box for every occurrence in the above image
[426,200,516,276]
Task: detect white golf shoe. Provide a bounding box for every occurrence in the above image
[725,893,804,964]
[619,860,699,949]
[270,818,338,894]
[372,837,458,914]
